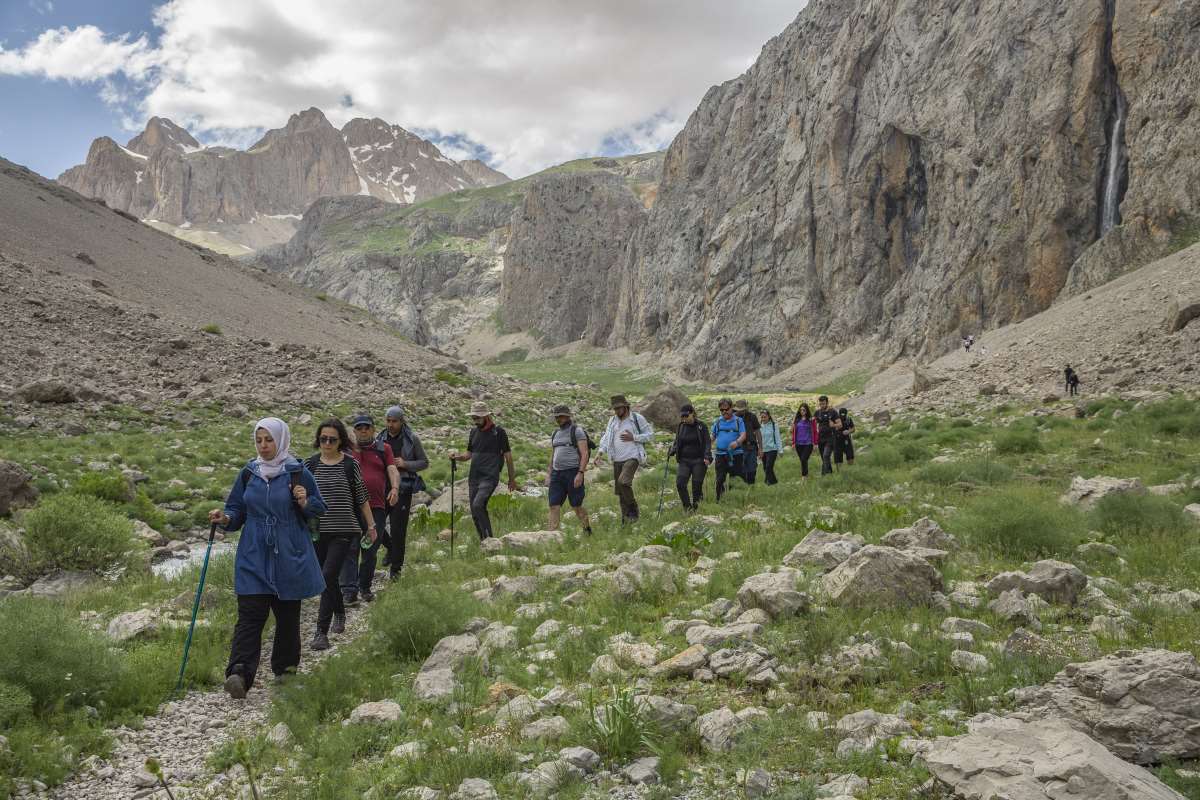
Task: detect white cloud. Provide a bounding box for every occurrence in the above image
[2,0,805,177]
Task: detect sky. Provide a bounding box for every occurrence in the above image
[0,0,804,180]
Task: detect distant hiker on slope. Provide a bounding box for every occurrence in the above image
[597,394,654,524]
[546,404,593,535]
[734,400,763,484]
[450,401,517,541]
[377,405,428,581]
[711,398,747,502]
[1065,365,1077,396]
[669,403,712,511]
[790,402,817,479]
[814,395,843,475]
[210,417,326,699]
[305,418,375,651]
[759,409,782,486]
[342,413,400,605]
[1068,369,1081,397]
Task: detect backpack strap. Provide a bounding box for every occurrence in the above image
[632,413,643,434]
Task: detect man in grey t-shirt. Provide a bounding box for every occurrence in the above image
[546,404,593,535]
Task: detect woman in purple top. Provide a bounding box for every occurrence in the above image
[790,403,818,479]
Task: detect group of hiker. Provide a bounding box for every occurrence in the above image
[210,392,857,698]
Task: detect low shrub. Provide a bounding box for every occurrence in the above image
[124,490,167,530]
[916,458,1014,487]
[1091,492,1190,536]
[0,680,33,726]
[370,583,484,663]
[201,323,223,335]
[993,426,1043,454]
[21,493,137,572]
[0,596,125,713]
[433,369,470,388]
[867,444,903,468]
[73,470,134,503]
[1143,398,1200,437]
[583,685,659,763]
[954,485,1085,558]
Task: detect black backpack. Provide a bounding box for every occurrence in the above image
[551,424,599,457]
[304,454,368,536]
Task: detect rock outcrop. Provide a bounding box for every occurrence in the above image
[819,545,943,608]
[586,0,1200,379]
[58,109,510,253]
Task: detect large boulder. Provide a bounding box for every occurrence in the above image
[736,569,809,619]
[923,717,1184,800]
[0,461,39,516]
[782,530,864,571]
[414,633,482,702]
[986,560,1087,605]
[106,609,160,642]
[880,518,957,551]
[1060,475,1146,510]
[612,556,683,599]
[15,379,76,404]
[635,385,691,430]
[819,545,943,608]
[27,570,97,598]
[1011,648,1200,764]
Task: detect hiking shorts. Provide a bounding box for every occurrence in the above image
[548,468,585,508]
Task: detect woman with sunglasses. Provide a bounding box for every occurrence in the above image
[209,417,326,699]
[669,404,712,510]
[305,418,375,651]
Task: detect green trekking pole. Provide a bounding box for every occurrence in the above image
[174,522,218,695]
[449,457,457,558]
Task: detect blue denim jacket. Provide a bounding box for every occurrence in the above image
[222,458,327,600]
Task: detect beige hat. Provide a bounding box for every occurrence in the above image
[468,401,491,417]
[733,399,750,411]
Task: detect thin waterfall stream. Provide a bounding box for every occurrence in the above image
[1100,90,1127,236]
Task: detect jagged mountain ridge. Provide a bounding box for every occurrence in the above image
[582,0,1200,379]
[57,109,510,255]
[254,153,663,351]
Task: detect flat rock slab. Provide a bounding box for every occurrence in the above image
[1060,475,1146,510]
[820,545,943,608]
[924,717,1184,799]
[782,529,864,570]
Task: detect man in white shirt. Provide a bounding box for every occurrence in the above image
[597,394,654,523]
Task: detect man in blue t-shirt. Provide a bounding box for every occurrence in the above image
[710,398,747,501]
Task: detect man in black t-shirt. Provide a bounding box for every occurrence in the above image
[814,395,843,475]
[834,408,856,466]
[450,401,517,541]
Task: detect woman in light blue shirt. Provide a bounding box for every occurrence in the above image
[759,410,783,486]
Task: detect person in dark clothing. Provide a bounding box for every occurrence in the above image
[342,414,400,604]
[734,399,763,484]
[710,398,746,501]
[305,419,374,651]
[1065,366,1081,396]
[669,404,712,510]
[814,395,843,475]
[450,401,517,541]
[377,405,428,580]
[834,408,856,466]
[790,403,817,479]
[209,417,326,698]
[1064,365,1075,395]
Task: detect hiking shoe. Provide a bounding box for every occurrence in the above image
[331,613,346,634]
[311,631,330,651]
[223,672,247,700]
[361,589,376,603]
[343,595,359,608]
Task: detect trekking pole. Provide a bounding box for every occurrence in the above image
[449,458,457,558]
[174,522,218,695]
[656,453,672,515]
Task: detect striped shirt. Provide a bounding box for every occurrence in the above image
[308,455,369,540]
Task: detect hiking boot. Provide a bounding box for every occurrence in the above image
[389,570,402,582]
[361,589,375,603]
[343,594,359,608]
[331,613,346,634]
[223,672,247,700]
[311,631,330,651]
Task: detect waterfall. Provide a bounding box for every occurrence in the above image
[1100,91,1127,236]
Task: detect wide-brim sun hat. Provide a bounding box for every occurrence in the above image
[610,394,629,409]
[468,401,491,417]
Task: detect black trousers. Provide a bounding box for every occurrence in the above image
[714,454,743,501]
[795,444,814,476]
[835,435,854,464]
[675,458,707,509]
[468,477,498,540]
[315,536,351,633]
[227,594,302,690]
[742,446,758,484]
[351,507,389,592]
[385,490,413,576]
[820,440,837,475]
[762,451,779,485]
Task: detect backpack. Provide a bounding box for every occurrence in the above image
[712,415,744,451]
[304,454,368,537]
[378,430,427,495]
[551,424,599,458]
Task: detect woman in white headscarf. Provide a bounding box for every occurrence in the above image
[208,417,326,698]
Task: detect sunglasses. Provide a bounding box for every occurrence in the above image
[318,435,340,444]
[353,424,371,430]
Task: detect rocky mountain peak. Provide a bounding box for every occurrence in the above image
[460,159,511,188]
[249,107,338,152]
[126,117,201,156]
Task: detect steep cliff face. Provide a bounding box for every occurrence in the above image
[500,171,647,343]
[57,109,511,254]
[596,0,1200,379]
